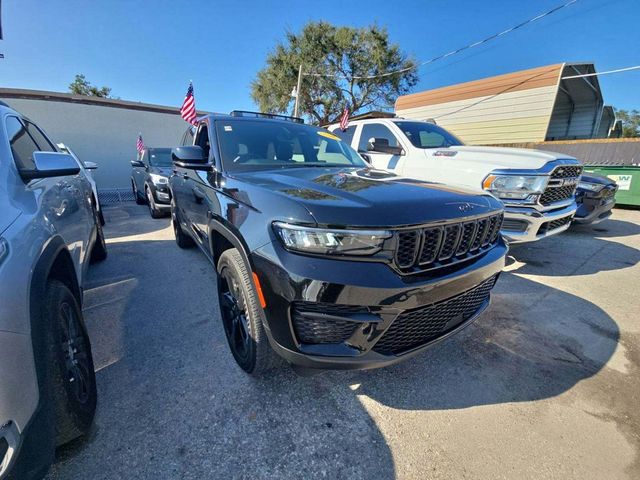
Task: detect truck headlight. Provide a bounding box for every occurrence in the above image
[482,174,548,200]
[149,173,168,185]
[273,222,391,256]
[578,181,603,192]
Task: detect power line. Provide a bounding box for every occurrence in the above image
[304,0,580,80]
[561,65,640,79]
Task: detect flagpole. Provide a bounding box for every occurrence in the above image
[294,64,303,118]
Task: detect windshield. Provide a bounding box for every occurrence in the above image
[148,148,172,167]
[215,120,366,172]
[395,121,464,149]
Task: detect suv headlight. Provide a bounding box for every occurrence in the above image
[482,174,548,200]
[578,181,603,192]
[273,222,391,256]
[149,173,168,185]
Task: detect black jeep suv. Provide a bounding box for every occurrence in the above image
[170,111,507,375]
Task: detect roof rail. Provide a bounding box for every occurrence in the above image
[229,110,304,124]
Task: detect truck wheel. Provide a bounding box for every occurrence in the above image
[45,280,97,446]
[132,180,144,205]
[90,207,108,263]
[172,203,195,248]
[216,249,279,376]
[146,187,163,219]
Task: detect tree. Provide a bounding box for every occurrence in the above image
[614,108,640,138]
[251,22,418,125]
[69,74,112,98]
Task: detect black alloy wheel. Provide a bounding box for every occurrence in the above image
[219,268,252,366]
[58,302,92,405]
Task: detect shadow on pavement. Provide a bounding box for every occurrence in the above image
[570,218,640,239]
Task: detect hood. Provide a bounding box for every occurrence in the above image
[150,166,173,177]
[580,173,615,186]
[233,167,501,227]
[445,145,577,171]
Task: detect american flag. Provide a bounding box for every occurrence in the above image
[339,106,350,131]
[136,133,144,153]
[180,82,197,125]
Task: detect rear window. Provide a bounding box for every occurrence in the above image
[215,120,366,173]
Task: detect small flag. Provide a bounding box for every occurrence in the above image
[180,82,197,125]
[339,106,350,131]
[136,133,145,153]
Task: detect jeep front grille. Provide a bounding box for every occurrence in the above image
[539,165,582,206]
[394,212,503,273]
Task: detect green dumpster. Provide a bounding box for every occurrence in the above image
[583,166,640,207]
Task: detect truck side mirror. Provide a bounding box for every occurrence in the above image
[367,137,404,156]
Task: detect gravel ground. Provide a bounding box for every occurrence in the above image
[46,205,640,480]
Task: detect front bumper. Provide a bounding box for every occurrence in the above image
[500,202,577,243]
[251,239,507,370]
[574,192,616,225]
[149,183,172,207]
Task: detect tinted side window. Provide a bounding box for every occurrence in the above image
[6,116,39,170]
[181,127,195,146]
[332,126,356,145]
[25,122,56,152]
[195,124,210,159]
[358,123,399,152]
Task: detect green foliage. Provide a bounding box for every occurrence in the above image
[251,22,418,125]
[614,108,640,137]
[68,74,112,98]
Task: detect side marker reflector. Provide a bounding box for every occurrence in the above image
[252,272,267,309]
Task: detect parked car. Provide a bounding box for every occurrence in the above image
[170,110,507,376]
[130,147,173,218]
[573,173,618,224]
[0,104,105,479]
[56,143,104,226]
[328,117,583,243]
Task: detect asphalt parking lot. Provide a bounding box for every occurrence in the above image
[46,204,640,480]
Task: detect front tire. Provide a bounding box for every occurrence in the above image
[45,280,97,446]
[216,249,279,376]
[90,207,108,263]
[146,186,163,219]
[132,180,144,205]
[172,201,195,248]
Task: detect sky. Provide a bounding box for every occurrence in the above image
[1,0,639,114]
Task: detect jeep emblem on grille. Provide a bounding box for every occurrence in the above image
[457,203,474,213]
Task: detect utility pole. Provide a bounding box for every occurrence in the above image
[293,64,303,118]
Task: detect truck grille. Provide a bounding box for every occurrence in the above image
[539,215,573,234]
[373,275,498,355]
[394,213,503,273]
[291,302,362,344]
[539,165,582,206]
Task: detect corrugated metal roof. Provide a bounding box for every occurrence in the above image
[395,64,564,110]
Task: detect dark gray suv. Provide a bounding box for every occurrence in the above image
[0,103,107,479]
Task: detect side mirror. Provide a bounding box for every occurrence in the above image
[20,152,81,181]
[84,161,98,170]
[131,159,144,168]
[367,137,404,156]
[360,153,372,164]
[172,146,212,170]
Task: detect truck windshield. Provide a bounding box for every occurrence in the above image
[395,121,464,149]
[215,120,366,172]
[148,149,172,167]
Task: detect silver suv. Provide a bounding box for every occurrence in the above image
[0,103,107,479]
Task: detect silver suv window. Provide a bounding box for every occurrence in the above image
[6,116,40,170]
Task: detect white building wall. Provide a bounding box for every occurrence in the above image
[1,97,188,190]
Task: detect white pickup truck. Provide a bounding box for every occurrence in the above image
[328,117,583,243]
